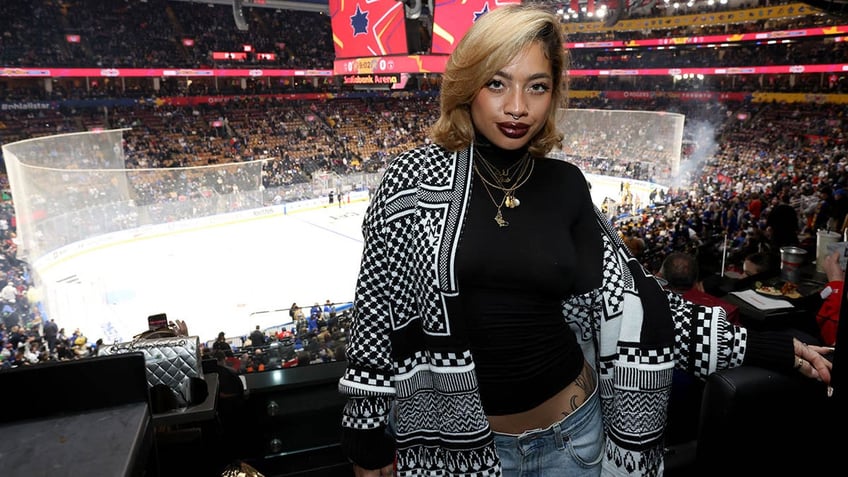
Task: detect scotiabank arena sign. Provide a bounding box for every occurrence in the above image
[343,74,400,88]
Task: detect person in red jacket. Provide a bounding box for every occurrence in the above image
[817,249,843,346]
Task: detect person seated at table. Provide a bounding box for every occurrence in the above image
[734,251,779,290]
[702,251,777,296]
[742,251,776,279]
[658,251,740,324]
[816,250,843,346]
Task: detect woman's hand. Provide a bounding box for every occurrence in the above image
[793,338,833,394]
[353,463,394,477]
[822,250,845,282]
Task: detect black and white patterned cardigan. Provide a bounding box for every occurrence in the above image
[339,143,748,476]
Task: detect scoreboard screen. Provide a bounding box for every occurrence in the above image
[329,0,409,59]
[431,0,520,55]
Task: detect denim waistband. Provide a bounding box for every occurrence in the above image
[493,379,600,441]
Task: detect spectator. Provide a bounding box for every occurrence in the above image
[289,302,300,321]
[705,250,780,296]
[214,350,245,400]
[2,302,17,330]
[0,281,17,306]
[764,201,802,259]
[248,325,265,348]
[816,249,844,346]
[307,313,319,334]
[323,299,335,319]
[742,251,776,279]
[309,302,322,319]
[658,251,740,324]
[832,188,848,233]
[289,303,305,323]
[8,325,25,350]
[212,331,233,357]
[42,318,58,355]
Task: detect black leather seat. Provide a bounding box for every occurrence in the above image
[670,365,838,476]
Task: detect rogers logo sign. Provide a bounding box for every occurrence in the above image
[788,65,805,74]
[249,69,264,77]
[100,69,120,77]
[623,91,652,98]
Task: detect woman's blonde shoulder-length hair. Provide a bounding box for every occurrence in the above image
[430,4,568,156]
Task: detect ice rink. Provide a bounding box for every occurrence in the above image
[32,174,657,345]
[34,200,370,345]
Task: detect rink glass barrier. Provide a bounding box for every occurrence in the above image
[556,108,685,183]
[2,128,384,265]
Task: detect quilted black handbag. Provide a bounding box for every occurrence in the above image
[100,325,204,409]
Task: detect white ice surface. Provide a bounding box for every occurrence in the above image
[34,201,368,345]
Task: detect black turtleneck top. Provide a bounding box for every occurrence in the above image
[456,140,603,415]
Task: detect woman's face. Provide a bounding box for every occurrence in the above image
[470,41,553,151]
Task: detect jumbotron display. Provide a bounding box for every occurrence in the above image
[329,0,410,59]
[328,0,520,59]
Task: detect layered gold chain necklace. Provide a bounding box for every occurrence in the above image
[472,149,534,227]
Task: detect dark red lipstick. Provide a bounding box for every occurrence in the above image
[496,122,530,138]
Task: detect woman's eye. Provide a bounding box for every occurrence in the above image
[530,83,551,93]
[486,79,504,90]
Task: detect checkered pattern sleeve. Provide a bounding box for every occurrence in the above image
[666,291,747,378]
[339,164,398,401]
[338,155,417,467]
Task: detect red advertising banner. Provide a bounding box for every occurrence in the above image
[329,0,409,59]
[431,0,521,55]
[212,52,248,60]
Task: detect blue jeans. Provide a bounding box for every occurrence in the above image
[493,385,603,476]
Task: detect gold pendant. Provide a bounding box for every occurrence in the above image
[505,195,520,209]
[494,209,509,227]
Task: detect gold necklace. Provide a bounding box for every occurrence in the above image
[474,162,510,227]
[475,151,525,185]
[474,150,533,210]
[474,150,528,189]
[472,152,535,227]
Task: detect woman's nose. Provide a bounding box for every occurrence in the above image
[505,91,528,119]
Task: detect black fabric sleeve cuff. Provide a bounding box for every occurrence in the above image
[742,330,795,372]
[341,426,396,470]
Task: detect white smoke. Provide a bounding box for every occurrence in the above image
[672,119,719,189]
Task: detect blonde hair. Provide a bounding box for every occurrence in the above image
[430,4,568,156]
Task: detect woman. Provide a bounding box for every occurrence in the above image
[338,5,832,476]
